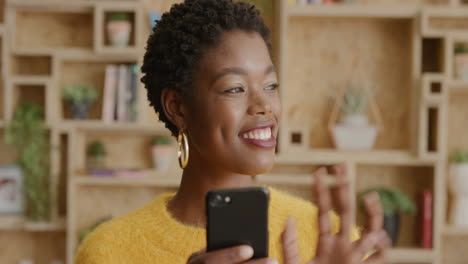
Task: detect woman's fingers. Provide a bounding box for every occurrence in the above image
[352,230,388,261]
[362,192,384,232]
[331,164,352,239]
[282,217,301,264]
[313,167,333,255]
[245,258,279,264]
[188,245,253,264]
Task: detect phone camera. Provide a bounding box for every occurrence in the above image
[224,196,231,203]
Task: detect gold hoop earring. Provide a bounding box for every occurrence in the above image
[178,129,189,169]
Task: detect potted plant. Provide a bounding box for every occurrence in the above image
[454,44,468,81]
[359,187,416,246]
[4,103,52,222]
[449,149,468,226]
[151,135,174,172]
[63,84,98,120]
[87,141,107,171]
[330,86,378,150]
[106,12,132,47]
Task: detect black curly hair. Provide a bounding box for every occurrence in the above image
[140,0,271,136]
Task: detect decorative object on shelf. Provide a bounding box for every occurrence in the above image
[449,149,468,226]
[0,165,23,214]
[360,187,416,246]
[454,44,468,81]
[5,103,52,222]
[329,84,383,151]
[148,11,161,29]
[106,12,132,47]
[79,215,112,243]
[86,140,107,171]
[63,84,98,120]
[151,135,174,172]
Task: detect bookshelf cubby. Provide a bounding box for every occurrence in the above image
[14,10,94,50]
[11,55,52,76]
[356,164,435,248]
[0,0,467,263]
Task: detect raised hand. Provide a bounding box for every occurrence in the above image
[282,165,391,264]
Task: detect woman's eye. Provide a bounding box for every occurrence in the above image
[265,84,279,90]
[224,87,244,94]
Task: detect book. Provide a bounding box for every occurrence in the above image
[128,64,139,122]
[418,190,433,248]
[102,64,118,123]
[117,64,129,122]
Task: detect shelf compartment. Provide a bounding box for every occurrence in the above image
[356,164,435,249]
[94,2,143,54]
[14,9,93,50]
[0,129,18,165]
[59,60,138,122]
[72,130,176,173]
[447,91,468,154]
[422,37,445,74]
[0,230,65,264]
[441,235,468,263]
[10,55,52,76]
[4,78,52,123]
[284,17,414,151]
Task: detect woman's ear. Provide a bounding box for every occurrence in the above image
[161,89,187,130]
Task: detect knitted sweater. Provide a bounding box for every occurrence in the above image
[75,187,358,264]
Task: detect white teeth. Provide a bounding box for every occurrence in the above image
[241,127,273,141]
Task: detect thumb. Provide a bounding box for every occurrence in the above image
[282,217,301,264]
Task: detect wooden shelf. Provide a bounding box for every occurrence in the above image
[73,173,181,187]
[387,248,435,263]
[287,5,418,18]
[256,173,338,186]
[9,75,50,85]
[57,120,167,134]
[443,225,468,236]
[275,150,436,166]
[448,79,468,90]
[0,215,66,231]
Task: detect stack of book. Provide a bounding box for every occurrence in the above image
[102,64,139,123]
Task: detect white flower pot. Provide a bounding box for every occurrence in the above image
[151,145,175,172]
[106,20,132,47]
[449,163,468,226]
[331,115,377,151]
[454,54,468,81]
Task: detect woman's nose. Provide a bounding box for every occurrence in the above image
[247,91,272,116]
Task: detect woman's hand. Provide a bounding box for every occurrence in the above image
[282,165,391,264]
[187,246,278,264]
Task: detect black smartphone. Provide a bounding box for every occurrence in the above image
[206,187,269,259]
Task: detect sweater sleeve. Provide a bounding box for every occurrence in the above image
[74,223,119,264]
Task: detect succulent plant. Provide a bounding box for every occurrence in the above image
[62,84,98,105]
[359,187,416,216]
[450,149,468,164]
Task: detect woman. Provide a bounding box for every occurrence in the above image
[75,0,390,263]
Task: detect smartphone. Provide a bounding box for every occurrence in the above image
[206,187,269,259]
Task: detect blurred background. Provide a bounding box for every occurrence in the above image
[1,0,468,263]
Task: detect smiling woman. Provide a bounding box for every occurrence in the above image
[74,1,389,264]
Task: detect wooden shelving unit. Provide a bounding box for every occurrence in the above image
[0,0,467,263]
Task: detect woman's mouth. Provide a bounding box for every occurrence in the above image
[239,126,276,149]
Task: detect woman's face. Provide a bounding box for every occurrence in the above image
[184,30,281,176]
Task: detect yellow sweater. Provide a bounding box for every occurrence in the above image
[75,187,358,264]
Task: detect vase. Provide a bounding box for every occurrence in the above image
[106,20,132,47]
[455,53,468,81]
[70,101,92,120]
[331,114,377,150]
[151,145,175,172]
[449,163,468,226]
[384,213,400,246]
